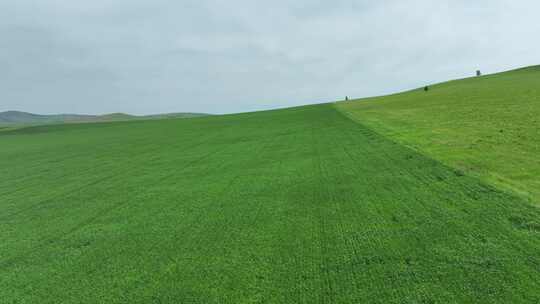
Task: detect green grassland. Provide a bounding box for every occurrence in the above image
[1,104,539,303]
[337,66,540,203]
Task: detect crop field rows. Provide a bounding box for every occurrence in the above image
[1,104,539,303]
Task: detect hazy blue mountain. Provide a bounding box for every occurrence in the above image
[0,111,208,126]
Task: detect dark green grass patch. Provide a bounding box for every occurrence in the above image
[1,104,539,303]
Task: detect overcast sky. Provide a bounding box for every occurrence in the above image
[1,1,539,115]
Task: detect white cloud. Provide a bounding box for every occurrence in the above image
[1,0,539,114]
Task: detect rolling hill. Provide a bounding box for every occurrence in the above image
[1,81,539,302]
[337,65,540,204]
[0,110,208,126]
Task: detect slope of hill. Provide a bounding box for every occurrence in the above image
[0,110,208,126]
[1,103,539,303]
[337,66,540,203]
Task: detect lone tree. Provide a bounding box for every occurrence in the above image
[476,70,482,77]
[424,86,429,92]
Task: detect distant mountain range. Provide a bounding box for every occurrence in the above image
[0,111,209,126]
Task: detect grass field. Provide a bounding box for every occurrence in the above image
[1,103,539,303]
[337,66,540,203]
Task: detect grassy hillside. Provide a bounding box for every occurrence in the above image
[337,66,540,203]
[1,104,539,303]
[0,110,208,126]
